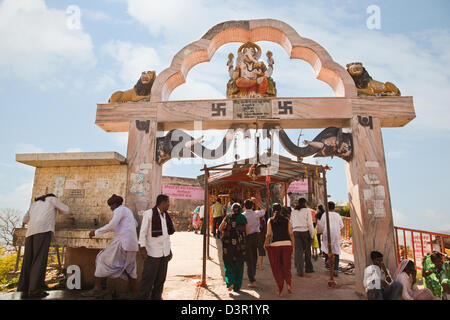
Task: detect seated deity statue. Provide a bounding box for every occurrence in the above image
[226,42,276,98]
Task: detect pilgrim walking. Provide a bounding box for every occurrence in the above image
[290,198,315,276]
[264,203,294,296]
[138,194,175,300]
[316,201,343,276]
[243,198,266,287]
[219,202,248,292]
[82,194,139,297]
[18,193,69,299]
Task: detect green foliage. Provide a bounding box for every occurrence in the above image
[340,203,350,217]
[0,247,20,292]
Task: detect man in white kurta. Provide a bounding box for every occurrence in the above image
[316,201,343,276]
[18,194,69,298]
[83,194,138,297]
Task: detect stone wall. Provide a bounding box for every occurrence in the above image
[32,165,128,230]
[162,176,203,231]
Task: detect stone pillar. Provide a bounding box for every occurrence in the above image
[64,247,101,289]
[345,116,397,295]
[125,119,162,221]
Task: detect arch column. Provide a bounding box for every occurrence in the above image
[345,116,397,294]
[125,118,162,220]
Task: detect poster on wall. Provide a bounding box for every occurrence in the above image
[53,176,66,197]
[287,179,308,194]
[162,184,204,200]
[65,179,78,189]
[96,178,109,189]
[129,173,145,194]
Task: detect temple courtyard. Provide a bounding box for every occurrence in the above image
[0,231,363,300]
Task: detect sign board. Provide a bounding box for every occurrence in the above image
[162,184,204,200]
[287,179,308,194]
[65,179,79,189]
[96,178,109,189]
[67,189,85,198]
[413,233,432,266]
[233,99,272,119]
[53,176,66,197]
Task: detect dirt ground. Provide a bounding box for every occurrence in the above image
[0,231,364,300]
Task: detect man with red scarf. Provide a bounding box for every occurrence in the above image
[138,194,175,300]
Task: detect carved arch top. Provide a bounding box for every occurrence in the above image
[150,19,357,102]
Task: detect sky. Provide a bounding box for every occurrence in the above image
[0,0,449,233]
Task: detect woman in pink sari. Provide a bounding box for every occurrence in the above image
[393,259,439,300]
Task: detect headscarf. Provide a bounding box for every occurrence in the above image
[393,259,412,281]
[231,202,241,215]
[107,194,123,206]
[35,193,56,202]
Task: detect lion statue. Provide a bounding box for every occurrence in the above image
[346,62,400,96]
[109,71,156,103]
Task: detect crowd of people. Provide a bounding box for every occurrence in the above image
[196,196,449,300]
[18,191,449,300]
[191,195,346,297]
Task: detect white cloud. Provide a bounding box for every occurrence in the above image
[0,0,96,84]
[83,9,111,22]
[110,132,129,148]
[102,40,161,85]
[90,73,118,93]
[65,147,83,153]
[0,182,33,213]
[393,209,407,226]
[170,77,225,101]
[14,143,43,154]
[423,209,446,220]
[127,0,203,37]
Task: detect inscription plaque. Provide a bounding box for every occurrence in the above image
[233,99,272,119]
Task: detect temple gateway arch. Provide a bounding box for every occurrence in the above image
[95,19,415,294]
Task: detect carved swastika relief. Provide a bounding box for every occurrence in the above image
[211,103,226,116]
[278,101,293,115]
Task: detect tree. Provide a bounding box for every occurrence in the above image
[0,208,22,253]
[340,203,350,217]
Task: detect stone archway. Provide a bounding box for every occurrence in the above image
[96,19,415,295]
[150,19,357,101]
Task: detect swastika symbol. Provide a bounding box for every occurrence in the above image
[278,101,293,115]
[211,103,226,116]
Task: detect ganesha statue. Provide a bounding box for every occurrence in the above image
[226,41,276,98]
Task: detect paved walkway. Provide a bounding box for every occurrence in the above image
[0,232,363,300]
[164,232,362,300]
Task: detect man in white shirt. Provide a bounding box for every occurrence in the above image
[82,194,139,297]
[243,198,266,287]
[18,193,69,299]
[138,194,175,300]
[316,201,343,277]
[290,198,315,276]
[364,251,403,300]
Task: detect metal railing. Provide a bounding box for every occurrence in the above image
[341,217,352,241]
[394,226,449,270]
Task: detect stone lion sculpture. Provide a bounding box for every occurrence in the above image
[346,62,400,96]
[109,71,156,103]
